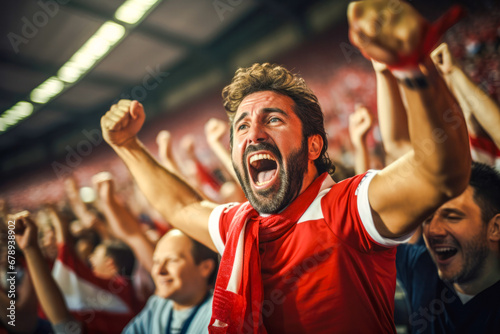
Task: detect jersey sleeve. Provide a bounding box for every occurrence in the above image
[322,171,414,252]
[208,202,244,255]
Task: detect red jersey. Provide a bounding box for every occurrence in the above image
[52,243,140,334]
[209,171,413,333]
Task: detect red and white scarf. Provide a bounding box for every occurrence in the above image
[209,173,329,334]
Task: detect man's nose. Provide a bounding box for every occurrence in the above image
[247,124,268,144]
[426,217,447,237]
[153,261,168,275]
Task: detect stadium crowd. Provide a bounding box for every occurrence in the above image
[1,1,499,333]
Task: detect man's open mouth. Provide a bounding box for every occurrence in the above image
[248,152,278,187]
[433,246,458,262]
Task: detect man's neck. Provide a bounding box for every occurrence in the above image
[299,164,320,195]
[172,288,208,311]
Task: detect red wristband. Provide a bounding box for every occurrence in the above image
[387,5,466,71]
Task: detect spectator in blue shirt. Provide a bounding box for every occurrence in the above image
[396,162,500,334]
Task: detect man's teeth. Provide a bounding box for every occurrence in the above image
[250,153,275,165]
[256,179,272,186]
[435,247,455,252]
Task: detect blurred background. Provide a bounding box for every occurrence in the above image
[0,0,499,210]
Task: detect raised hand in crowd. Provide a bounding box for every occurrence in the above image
[13,211,81,333]
[102,100,146,147]
[371,59,411,164]
[0,210,39,334]
[431,42,500,153]
[348,104,374,175]
[93,172,155,272]
[64,176,111,241]
[101,99,216,251]
[348,0,471,236]
[156,130,182,175]
[205,118,246,203]
[205,118,236,179]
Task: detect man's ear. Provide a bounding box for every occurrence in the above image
[488,214,500,242]
[308,134,323,160]
[199,259,215,280]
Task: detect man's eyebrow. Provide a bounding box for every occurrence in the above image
[234,111,248,126]
[262,108,289,117]
[234,108,289,127]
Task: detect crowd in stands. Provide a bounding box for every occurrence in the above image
[1,2,499,334]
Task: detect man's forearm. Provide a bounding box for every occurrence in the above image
[446,67,500,147]
[23,247,72,325]
[109,137,217,251]
[100,198,155,272]
[112,137,203,218]
[399,68,470,195]
[375,70,412,163]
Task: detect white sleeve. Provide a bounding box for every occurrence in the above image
[208,203,238,255]
[356,170,415,247]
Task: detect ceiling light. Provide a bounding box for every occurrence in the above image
[0,101,33,132]
[58,22,125,83]
[2,0,160,134]
[30,77,65,104]
[115,0,160,25]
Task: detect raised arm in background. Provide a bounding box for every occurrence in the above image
[348,104,374,174]
[156,130,183,176]
[205,118,237,180]
[13,212,81,332]
[43,203,70,245]
[372,60,412,164]
[101,100,216,251]
[205,118,246,203]
[431,42,500,148]
[348,0,471,238]
[63,176,111,241]
[0,275,38,334]
[93,172,156,272]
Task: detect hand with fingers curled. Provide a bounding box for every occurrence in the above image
[348,0,465,69]
[430,43,457,77]
[11,211,38,251]
[349,104,373,146]
[180,134,197,159]
[101,99,145,146]
[92,171,115,205]
[348,0,427,65]
[205,118,228,146]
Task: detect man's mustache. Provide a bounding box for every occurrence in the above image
[244,142,282,162]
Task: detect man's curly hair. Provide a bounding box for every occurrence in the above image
[222,63,335,175]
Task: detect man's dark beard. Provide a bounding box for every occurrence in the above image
[233,138,309,214]
[449,231,489,284]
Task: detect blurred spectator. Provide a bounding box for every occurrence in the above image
[124,229,218,334]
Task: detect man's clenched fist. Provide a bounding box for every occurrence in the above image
[347,0,427,65]
[101,99,145,146]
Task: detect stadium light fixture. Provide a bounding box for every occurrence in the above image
[0,0,162,134]
[115,0,161,24]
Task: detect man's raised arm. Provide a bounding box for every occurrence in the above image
[348,0,471,238]
[101,99,216,251]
